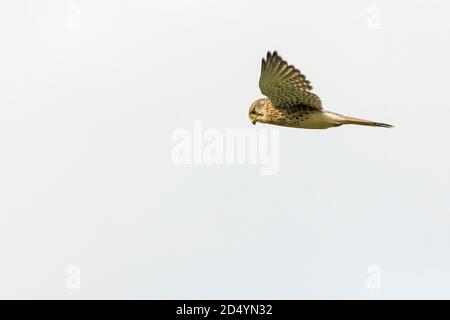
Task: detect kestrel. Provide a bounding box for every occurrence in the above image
[249,51,393,129]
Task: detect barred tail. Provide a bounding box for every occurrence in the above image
[339,115,393,128]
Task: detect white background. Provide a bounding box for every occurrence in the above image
[1,0,450,299]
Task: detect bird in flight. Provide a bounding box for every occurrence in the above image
[249,51,393,129]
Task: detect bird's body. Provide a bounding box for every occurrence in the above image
[254,98,392,129]
[254,98,340,129]
[249,52,393,129]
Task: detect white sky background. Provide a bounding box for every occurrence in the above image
[1,0,450,299]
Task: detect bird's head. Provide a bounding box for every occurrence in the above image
[248,98,267,125]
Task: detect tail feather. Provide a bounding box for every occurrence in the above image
[340,115,393,128]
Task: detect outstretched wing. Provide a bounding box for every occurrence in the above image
[259,51,322,110]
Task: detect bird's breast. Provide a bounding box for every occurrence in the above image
[264,105,341,129]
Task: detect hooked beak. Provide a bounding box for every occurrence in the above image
[252,119,256,125]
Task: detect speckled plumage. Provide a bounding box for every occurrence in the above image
[249,51,393,129]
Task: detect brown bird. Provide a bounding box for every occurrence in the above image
[249,51,393,129]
